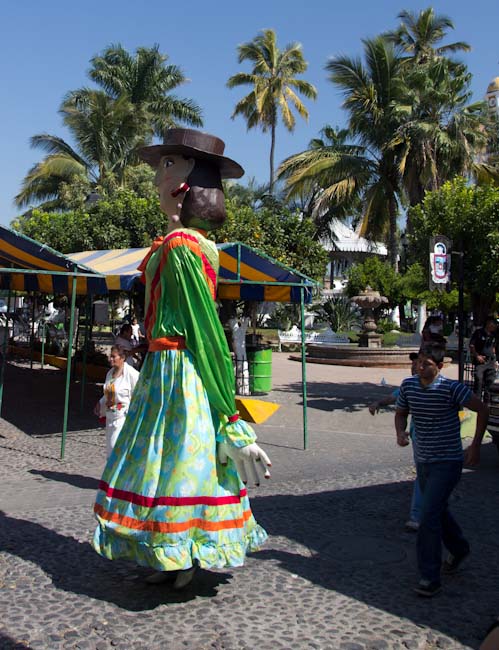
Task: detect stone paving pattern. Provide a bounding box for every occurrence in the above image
[0,355,498,650]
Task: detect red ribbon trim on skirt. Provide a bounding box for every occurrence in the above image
[98,480,247,507]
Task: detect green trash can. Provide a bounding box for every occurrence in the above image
[247,345,272,394]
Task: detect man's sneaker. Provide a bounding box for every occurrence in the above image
[442,550,470,574]
[405,520,419,532]
[413,580,441,597]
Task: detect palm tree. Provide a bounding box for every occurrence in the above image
[16,44,202,211]
[15,90,148,210]
[279,38,405,267]
[88,44,203,135]
[386,8,470,64]
[278,125,364,241]
[227,29,317,193]
[393,57,490,208]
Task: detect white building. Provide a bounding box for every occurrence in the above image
[486,76,499,118]
[321,221,388,295]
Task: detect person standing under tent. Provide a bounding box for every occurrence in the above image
[95,345,140,457]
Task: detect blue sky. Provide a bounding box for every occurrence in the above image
[1,0,498,226]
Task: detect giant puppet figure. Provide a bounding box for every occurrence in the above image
[92,129,271,589]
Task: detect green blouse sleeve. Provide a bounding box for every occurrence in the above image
[162,238,256,448]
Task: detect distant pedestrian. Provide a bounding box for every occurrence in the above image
[395,342,488,597]
[114,323,140,368]
[469,316,498,403]
[130,316,145,346]
[421,315,446,347]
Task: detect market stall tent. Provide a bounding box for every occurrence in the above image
[0,224,319,451]
[70,242,318,449]
[0,224,107,294]
[0,224,106,457]
[70,242,316,303]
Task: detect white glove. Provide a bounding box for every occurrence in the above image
[217,442,272,486]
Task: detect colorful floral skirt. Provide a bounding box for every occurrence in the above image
[92,349,267,571]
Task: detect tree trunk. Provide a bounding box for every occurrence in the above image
[269,121,276,194]
[388,196,398,270]
[405,182,425,235]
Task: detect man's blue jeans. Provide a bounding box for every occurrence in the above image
[416,460,470,583]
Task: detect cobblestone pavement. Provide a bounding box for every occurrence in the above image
[0,356,498,650]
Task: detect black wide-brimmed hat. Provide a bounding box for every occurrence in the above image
[137,128,244,179]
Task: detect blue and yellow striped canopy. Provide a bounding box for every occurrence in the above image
[0,225,316,303]
[0,225,108,294]
[217,242,316,303]
[71,242,316,303]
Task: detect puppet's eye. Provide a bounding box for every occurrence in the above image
[162,158,174,168]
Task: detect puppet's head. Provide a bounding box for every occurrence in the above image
[138,128,244,231]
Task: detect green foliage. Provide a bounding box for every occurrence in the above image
[89,44,203,135]
[12,190,166,253]
[382,331,403,347]
[346,257,402,307]
[376,317,400,333]
[398,262,460,311]
[12,189,328,285]
[408,177,499,317]
[123,164,158,200]
[386,8,470,59]
[265,305,301,330]
[216,197,328,281]
[311,296,362,332]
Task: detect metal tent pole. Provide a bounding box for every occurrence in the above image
[61,269,78,459]
[80,297,91,412]
[40,320,46,370]
[300,287,308,450]
[457,250,465,383]
[0,286,12,416]
[30,296,36,369]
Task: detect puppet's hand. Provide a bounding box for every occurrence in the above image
[217,415,257,448]
[217,442,271,486]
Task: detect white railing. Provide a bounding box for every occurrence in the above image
[277,326,350,351]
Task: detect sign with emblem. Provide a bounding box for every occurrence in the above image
[429,235,451,291]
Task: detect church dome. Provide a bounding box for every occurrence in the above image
[487,77,499,93]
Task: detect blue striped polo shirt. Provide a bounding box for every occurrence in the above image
[396,374,472,463]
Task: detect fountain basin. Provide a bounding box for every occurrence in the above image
[290,343,421,368]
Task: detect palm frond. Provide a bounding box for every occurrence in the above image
[30,134,90,170]
[15,155,88,208]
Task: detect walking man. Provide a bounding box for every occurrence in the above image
[395,342,488,597]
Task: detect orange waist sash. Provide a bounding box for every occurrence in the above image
[148,336,186,352]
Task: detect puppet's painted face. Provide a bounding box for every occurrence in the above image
[154,155,194,218]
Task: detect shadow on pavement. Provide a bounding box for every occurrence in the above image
[275,380,402,412]
[249,453,499,649]
[1,361,403,436]
[1,449,498,640]
[29,469,100,490]
[1,362,101,436]
[0,510,230,610]
[0,630,32,649]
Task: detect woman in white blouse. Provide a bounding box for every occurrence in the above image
[95,345,140,457]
